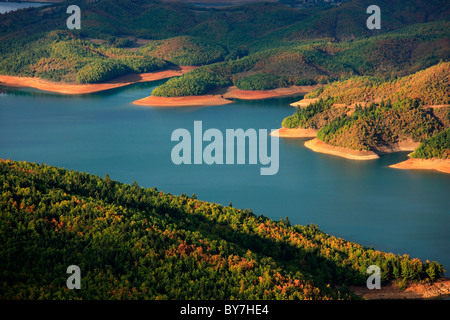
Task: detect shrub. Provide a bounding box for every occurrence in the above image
[235,73,289,90]
[76,60,129,83]
[410,128,450,159]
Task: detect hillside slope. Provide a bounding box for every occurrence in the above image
[306,62,450,105]
[0,159,446,299]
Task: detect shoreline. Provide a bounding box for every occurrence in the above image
[272,128,381,160]
[350,278,450,300]
[222,85,321,100]
[304,138,380,160]
[133,95,234,107]
[132,85,319,107]
[389,158,450,174]
[289,98,319,107]
[274,129,448,174]
[0,66,196,95]
[270,127,318,138]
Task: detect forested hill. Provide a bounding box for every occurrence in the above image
[0,159,445,299]
[281,63,450,156]
[0,0,449,87]
[305,62,450,106]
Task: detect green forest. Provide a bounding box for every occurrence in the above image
[281,63,450,157]
[0,159,445,299]
[411,128,450,159]
[141,36,228,66]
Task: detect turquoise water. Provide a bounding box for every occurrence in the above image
[0,1,50,14]
[1,81,449,276]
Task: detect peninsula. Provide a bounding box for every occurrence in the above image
[277,63,450,173]
[0,66,196,95]
[133,85,319,107]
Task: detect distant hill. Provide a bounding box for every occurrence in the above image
[0,0,448,86]
[152,21,450,96]
[279,0,450,41]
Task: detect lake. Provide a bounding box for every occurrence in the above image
[0,1,50,14]
[1,80,449,276]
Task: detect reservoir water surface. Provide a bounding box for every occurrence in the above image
[1,80,449,275]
